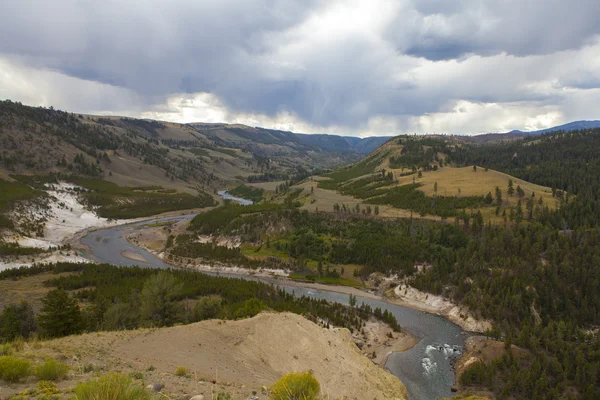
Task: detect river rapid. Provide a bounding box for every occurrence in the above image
[79,192,468,399]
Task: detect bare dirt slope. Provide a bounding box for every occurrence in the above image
[21,312,408,400]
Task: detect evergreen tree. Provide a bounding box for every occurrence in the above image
[0,301,36,342]
[140,271,184,327]
[38,289,83,338]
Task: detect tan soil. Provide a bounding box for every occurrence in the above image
[120,250,148,263]
[5,312,408,400]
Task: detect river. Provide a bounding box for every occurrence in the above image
[79,192,468,400]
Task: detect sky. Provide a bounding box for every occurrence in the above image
[1,0,600,137]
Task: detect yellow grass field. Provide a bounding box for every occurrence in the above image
[406,166,559,210]
[295,180,442,221]
[307,165,559,224]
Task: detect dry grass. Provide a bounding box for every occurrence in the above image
[411,166,557,208]
[5,313,407,400]
[247,181,286,191]
[0,272,76,313]
[297,179,442,221]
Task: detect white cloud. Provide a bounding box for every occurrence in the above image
[1,0,600,136]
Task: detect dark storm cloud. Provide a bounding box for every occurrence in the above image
[397,0,600,60]
[0,0,599,133]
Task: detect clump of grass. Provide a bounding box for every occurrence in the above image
[83,363,97,373]
[174,366,188,377]
[130,371,144,379]
[35,358,69,381]
[146,365,155,372]
[73,372,152,400]
[269,371,321,400]
[34,380,60,396]
[0,355,32,382]
[0,343,14,356]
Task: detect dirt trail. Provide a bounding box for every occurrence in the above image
[10,312,408,400]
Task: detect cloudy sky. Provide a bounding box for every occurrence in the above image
[1,0,599,136]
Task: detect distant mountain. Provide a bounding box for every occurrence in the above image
[469,120,600,143]
[518,120,600,135]
[295,134,392,154]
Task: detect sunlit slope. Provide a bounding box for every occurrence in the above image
[314,135,559,222]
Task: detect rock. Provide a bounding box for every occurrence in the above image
[189,396,205,400]
[146,382,164,392]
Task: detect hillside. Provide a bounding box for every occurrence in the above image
[0,101,382,194]
[1,312,407,400]
[313,135,558,223]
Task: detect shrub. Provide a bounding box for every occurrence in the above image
[175,366,188,377]
[35,380,60,396]
[73,373,152,400]
[35,358,70,381]
[130,371,143,379]
[0,356,32,382]
[82,363,97,373]
[270,371,321,400]
[216,393,231,400]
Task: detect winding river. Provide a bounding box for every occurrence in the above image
[79,192,468,400]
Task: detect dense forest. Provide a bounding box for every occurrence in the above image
[0,262,400,341]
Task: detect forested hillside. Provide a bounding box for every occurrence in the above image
[159,129,600,399]
[449,128,600,228]
[0,101,375,193]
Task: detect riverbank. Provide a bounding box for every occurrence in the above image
[386,284,493,333]
[122,217,493,335]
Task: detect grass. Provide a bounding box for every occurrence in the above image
[319,150,388,190]
[414,166,557,208]
[73,372,152,400]
[240,241,291,259]
[228,184,264,202]
[0,242,46,256]
[269,371,320,400]
[211,147,238,157]
[69,177,216,219]
[0,179,42,212]
[189,148,210,157]
[174,366,188,377]
[35,358,70,381]
[0,356,32,382]
[289,273,363,288]
[0,343,14,356]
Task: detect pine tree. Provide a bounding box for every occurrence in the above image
[38,289,83,338]
[140,272,184,327]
